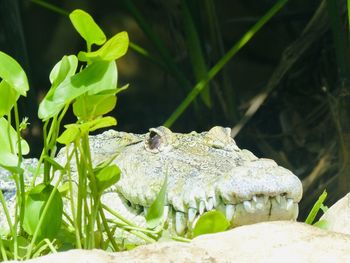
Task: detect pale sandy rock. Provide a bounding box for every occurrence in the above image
[320,192,350,235]
[9,221,350,263]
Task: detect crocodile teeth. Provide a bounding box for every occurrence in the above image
[175,211,187,235]
[275,195,281,204]
[206,197,214,211]
[280,195,287,209]
[252,195,257,203]
[252,196,264,210]
[163,205,169,221]
[225,204,235,221]
[188,207,197,223]
[199,200,206,215]
[286,198,294,210]
[263,196,269,204]
[292,204,299,219]
[243,200,255,213]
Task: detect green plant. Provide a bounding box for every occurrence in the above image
[0,9,131,260]
[0,8,235,259]
[305,190,328,229]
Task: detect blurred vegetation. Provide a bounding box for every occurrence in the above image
[0,0,349,220]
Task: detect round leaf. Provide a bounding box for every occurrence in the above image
[0,117,29,168]
[73,92,117,121]
[95,164,121,193]
[39,61,117,120]
[193,210,230,237]
[78,31,129,62]
[0,51,29,96]
[69,9,106,47]
[0,81,19,117]
[23,184,63,241]
[49,55,78,85]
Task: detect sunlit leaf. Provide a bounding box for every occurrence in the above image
[38,61,117,120]
[0,51,29,96]
[69,9,106,48]
[313,219,329,230]
[305,190,327,225]
[146,174,167,229]
[95,164,121,193]
[0,151,19,168]
[23,184,63,241]
[49,55,78,86]
[73,91,117,121]
[43,155,64,171]
[0,81,18,117]
[78,31,129,62]
[56,124,80,145]
[0,117,29,167]
[79,116,117,133]
[193,210,230,237]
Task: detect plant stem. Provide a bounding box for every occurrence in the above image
[80,133,99,248]
[0,237,7,261]
[65,148,82,249]
[0,190,13,261]
[13,103,25,230]
[29,0,68,16]
[99,207,119,251]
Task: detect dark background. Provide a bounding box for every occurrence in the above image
[0,0,349,220]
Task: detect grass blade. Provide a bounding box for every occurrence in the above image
[164,0,289,127]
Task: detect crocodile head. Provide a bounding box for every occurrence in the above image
[89,126,303,236]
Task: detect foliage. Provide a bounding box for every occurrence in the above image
[192,211,230,237]
[0,0,310,259]
[305,190,328,226]
[0,9,131,260]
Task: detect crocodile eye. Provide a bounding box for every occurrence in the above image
[148,131,162,150]
[145,126,176,153]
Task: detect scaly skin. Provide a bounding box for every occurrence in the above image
[0,126,303,238]
[77,126,303,235]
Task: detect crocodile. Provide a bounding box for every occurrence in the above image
[0,126,303,237]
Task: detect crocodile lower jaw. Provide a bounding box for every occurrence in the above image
[102,192,298,236]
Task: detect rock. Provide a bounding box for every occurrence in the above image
[320,192,350,235]
[9,221,350,263]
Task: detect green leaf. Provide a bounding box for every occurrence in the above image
[0,81,19,117]
[313,219,329,230]
[79,116,117,133]
[69,9,106,48]
[78,31,129,62]
[56,124,80,145]
[146,174,167,229]
[23,184,63,241]
[0,151,19,168]
[0,51,29,96]
[193,210,230,237]
[43,155,64,171]
[73,91,117,121]
[57,117,117,145]
[49,55,78,86]
[0,117,29,167]
[38,61,117,120]
[95,164,121,193]
[305,190,327,225]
